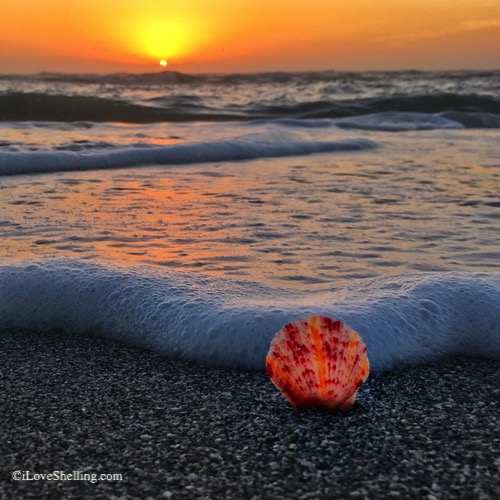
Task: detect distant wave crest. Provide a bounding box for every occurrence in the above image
[1,91,499,127]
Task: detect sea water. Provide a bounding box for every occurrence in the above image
[0,70,499,370]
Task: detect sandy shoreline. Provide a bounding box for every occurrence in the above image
[2,329,499,499]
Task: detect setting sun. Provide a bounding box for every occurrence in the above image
[127,17,212,67]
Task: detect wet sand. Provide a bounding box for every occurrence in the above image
[2,329,499,499]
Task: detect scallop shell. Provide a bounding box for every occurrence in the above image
[266,315,370,411]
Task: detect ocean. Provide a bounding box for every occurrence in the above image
[0,70,499,370]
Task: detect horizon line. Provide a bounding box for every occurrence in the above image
[1,67,499,78]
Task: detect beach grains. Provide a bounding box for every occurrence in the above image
[2,330,499,499]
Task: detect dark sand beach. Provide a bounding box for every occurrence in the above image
[2,329,499,499]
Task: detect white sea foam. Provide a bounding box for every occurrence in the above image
[333,112,464,131]
[250,112,465,131]
[0,138,375,176]
[1,260,498,371]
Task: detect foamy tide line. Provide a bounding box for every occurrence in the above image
[0,138,375,176]
[1,260,498,371]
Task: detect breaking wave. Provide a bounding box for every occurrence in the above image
[0,260,499,371]
[0,137,375,176]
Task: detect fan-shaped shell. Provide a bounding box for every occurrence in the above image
[266,315,370,411]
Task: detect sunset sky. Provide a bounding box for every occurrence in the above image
[2,0,499,74]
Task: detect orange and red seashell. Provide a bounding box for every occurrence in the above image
[266,315,370,411]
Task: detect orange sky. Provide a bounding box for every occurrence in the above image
[2,0,499,73]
